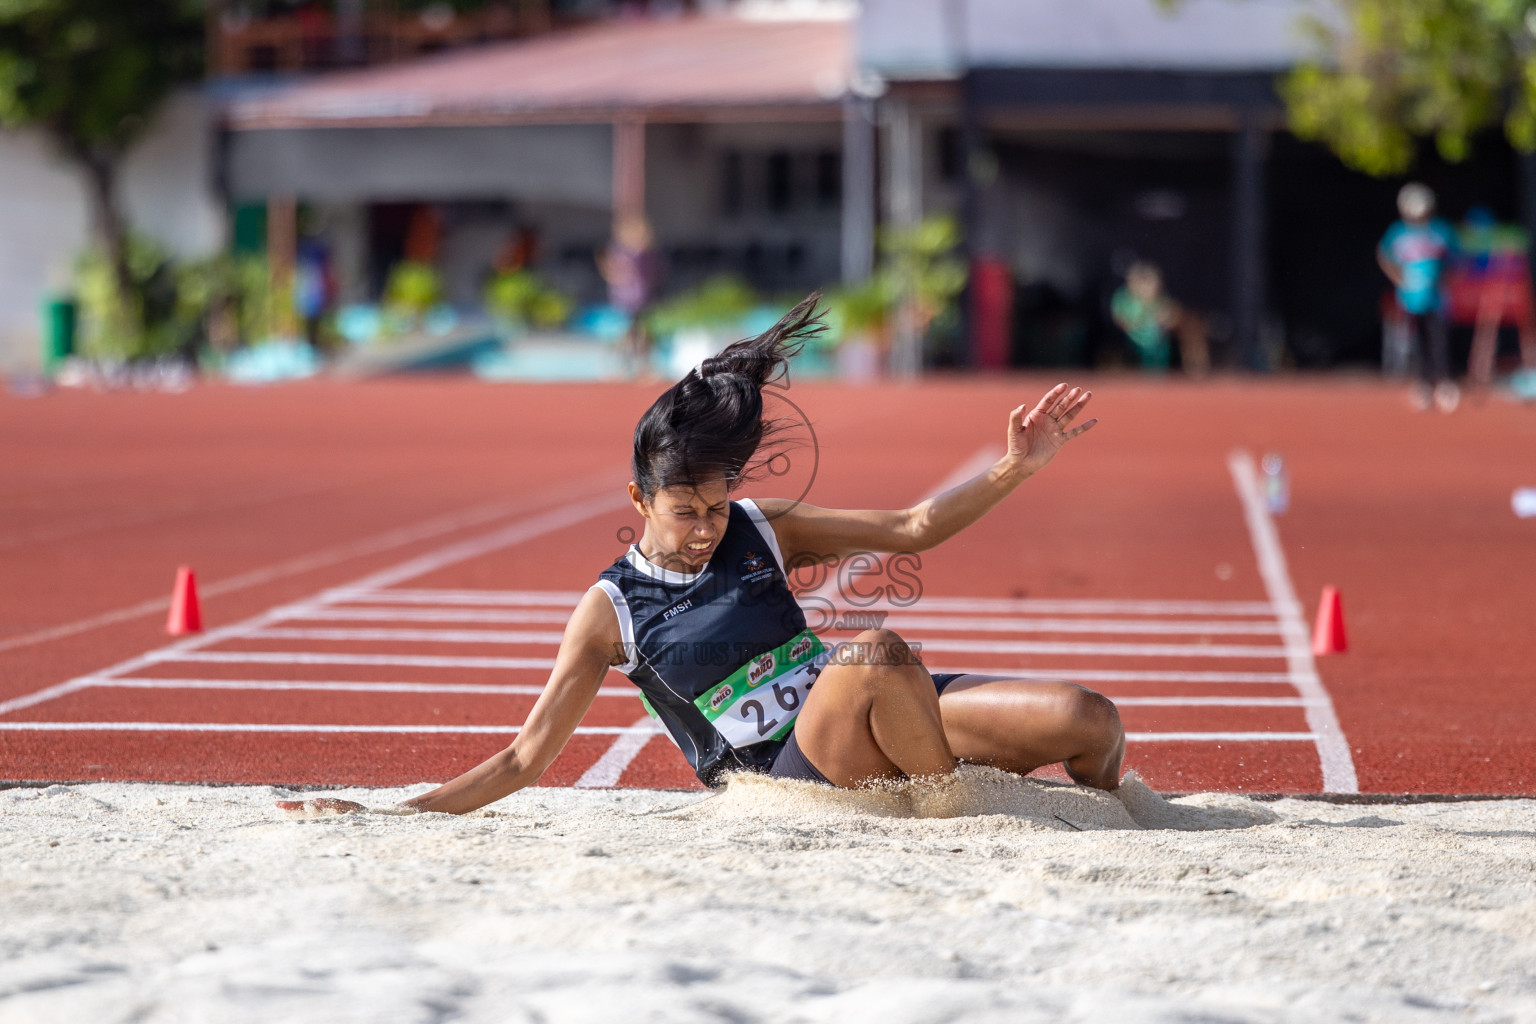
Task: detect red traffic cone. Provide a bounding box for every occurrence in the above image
[166,566,203,635]
[1312,585,1347,656]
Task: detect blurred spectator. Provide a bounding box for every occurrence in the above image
[1455,206,1536,387]
[1172,306,1211,378]
[403,205,442,264]
[1378,183,1458,411]
[294,236,334,349]
[598,216,662,377]
[1111,262,1177,371]
[494,224,542,275]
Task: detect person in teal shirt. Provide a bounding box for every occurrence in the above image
[1111,262,1176,371]
[1378,183,1458,411]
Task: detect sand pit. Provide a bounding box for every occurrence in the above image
[3,769,1533,1023]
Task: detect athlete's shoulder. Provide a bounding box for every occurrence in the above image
[598,553,634,580]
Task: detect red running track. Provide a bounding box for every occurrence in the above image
[2,375,1533,795]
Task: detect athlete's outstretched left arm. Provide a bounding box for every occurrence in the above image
[762,383,1096,563]
[275,588,621,816]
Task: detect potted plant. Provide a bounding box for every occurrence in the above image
[382,260,443,334]
[879,214,968,373]
[483,269,574,336]
[824,275,893,382]
[644,276,760,378]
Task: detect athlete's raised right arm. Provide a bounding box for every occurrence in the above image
[399,587,622,814]
[276,587,622,817]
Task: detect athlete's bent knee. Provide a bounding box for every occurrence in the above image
[1052,684,1122,743]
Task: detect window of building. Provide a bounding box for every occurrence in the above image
[816,150,841,207]
[766,151,793,213]
[721,149,744,217]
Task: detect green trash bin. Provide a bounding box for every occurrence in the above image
[42,296,77,369]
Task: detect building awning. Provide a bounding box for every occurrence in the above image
[860,0,1315,80]
[227,14,853,130]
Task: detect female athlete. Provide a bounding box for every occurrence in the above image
[282,296,1122,816]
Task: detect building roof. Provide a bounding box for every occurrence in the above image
[227,14,852,129]
[860,0,1321,79]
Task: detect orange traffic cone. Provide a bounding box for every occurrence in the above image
[166,566,202,635]
[1312,585,1347,655]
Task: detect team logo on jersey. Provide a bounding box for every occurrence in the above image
[709,684,735,711]
[788,635,814,662]
[747,652,776,687]
[739,551,774,583]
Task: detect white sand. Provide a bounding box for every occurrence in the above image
[3,768,1534,1023]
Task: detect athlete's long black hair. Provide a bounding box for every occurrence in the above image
[632,292,824,500]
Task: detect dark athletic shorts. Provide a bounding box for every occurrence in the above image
[768,671,964,786]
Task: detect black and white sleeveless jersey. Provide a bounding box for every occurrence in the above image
[593,500,822,786]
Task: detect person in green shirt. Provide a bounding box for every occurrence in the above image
[1111,262,1177,371]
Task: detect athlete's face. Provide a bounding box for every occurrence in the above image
[630,478,731,571]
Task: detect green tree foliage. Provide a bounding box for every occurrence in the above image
[0,0,204,333]
[824,215,967,345]
[1280,0,1536,175]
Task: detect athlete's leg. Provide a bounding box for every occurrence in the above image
[936,676,1125,790]
[791,628,957,787]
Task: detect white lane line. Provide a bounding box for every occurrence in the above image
[152,652,557,669]
[915,638,1287,658]
[280,605,1286,634]
[334,589,587,607]
[75,678,640,697]
[280,607,575,625]
[862,614,1288,636]
[1229,450,1359,794]
[1108,697,1314,707]
[339,588,1281,618]
[6,602,324,714]
[81,670,1295,690]
[248,627,568,644]
[0,474,615,658]
[1126,732,1316,742]
[317,492,630,598]
[0,679,92,717]
[0,722,663,735]
[830,597,1279,617]
[574,716,659,788]
[0,721,1308,741]
[928,668,1294,683]
[221,630,1289,658]
[4,490,628,715]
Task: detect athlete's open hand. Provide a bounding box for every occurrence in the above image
[1006,384,1097,475]
[275,797,366,817]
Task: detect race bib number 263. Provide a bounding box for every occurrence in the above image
[694,630,823,748]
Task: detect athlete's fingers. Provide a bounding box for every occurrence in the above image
[1041,384,1071,416]
[1065,418,1099,440]
[275,797,365,816]
[1047,386,1082,419]
[1058,391,1093,425]
[1033,383,1069,417]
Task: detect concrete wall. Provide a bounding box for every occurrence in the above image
[0,91,224,371]
[299,119,847,309]
[859,0,1317,77]
[647,121,845,292]
[0,132,89,371]
[227,124,615,206]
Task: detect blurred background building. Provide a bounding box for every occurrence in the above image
[1,0,1531,376]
